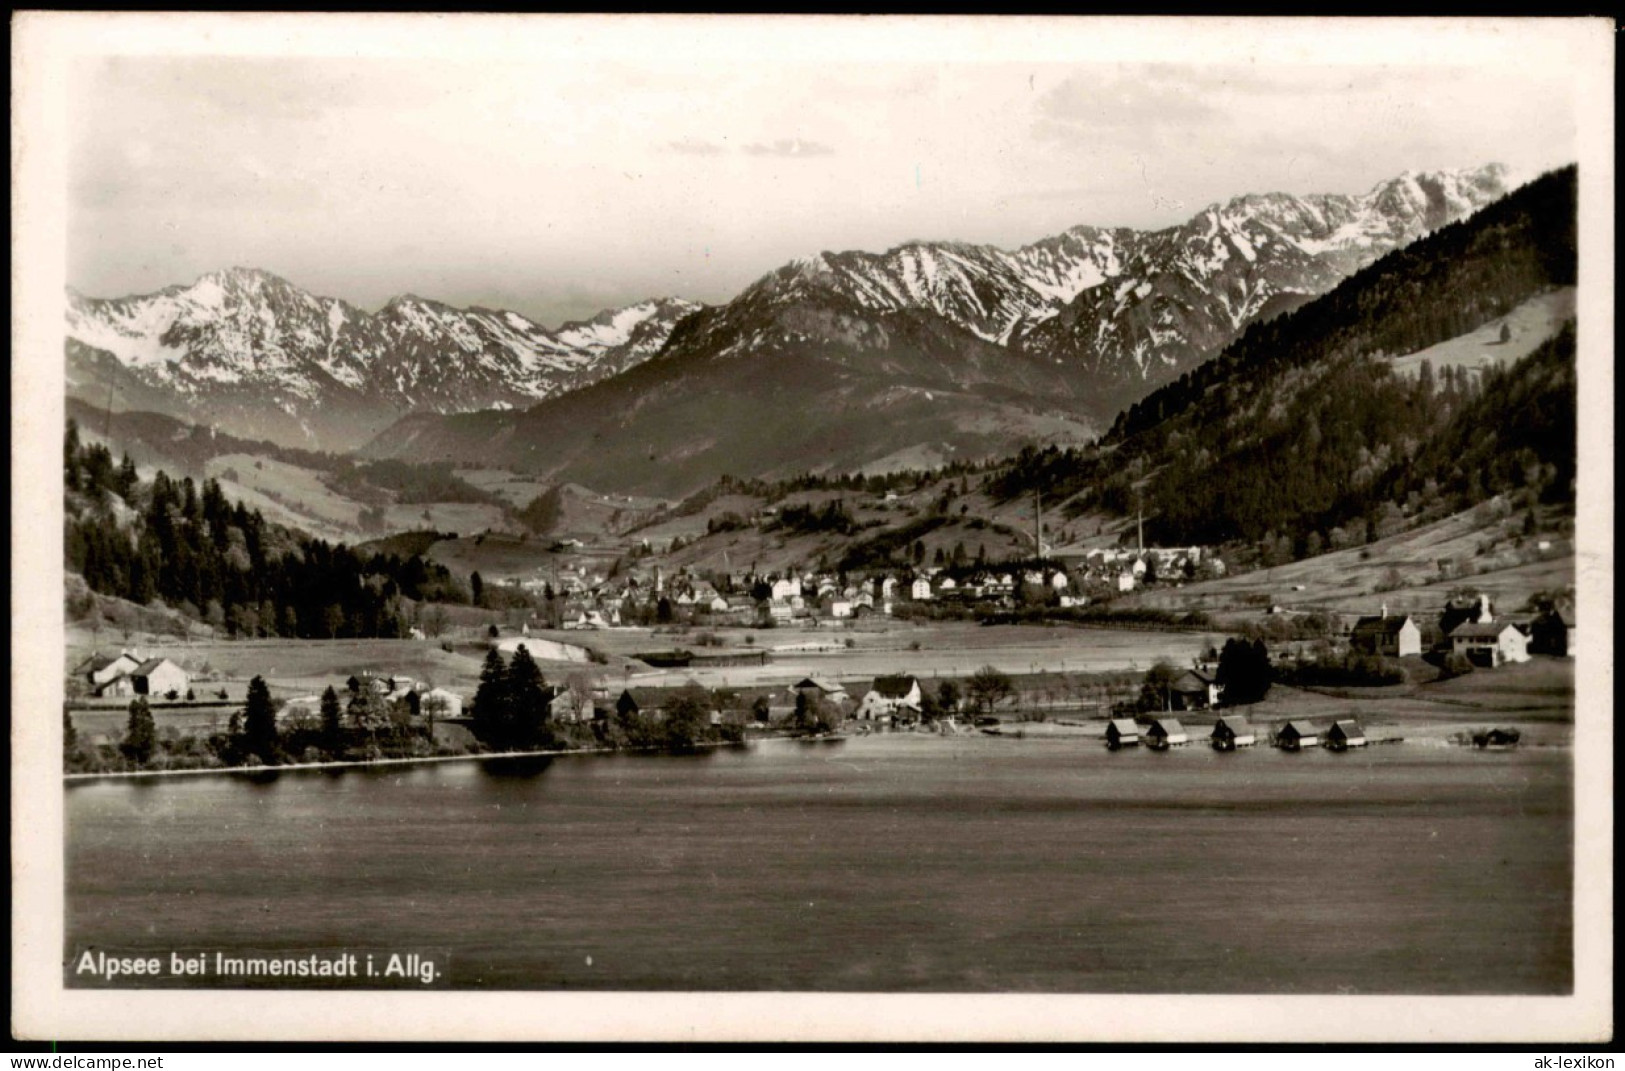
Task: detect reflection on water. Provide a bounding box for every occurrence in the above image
[66,737,1571,993]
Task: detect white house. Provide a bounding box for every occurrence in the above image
[911,577,932,601]
[856,676,923,721]
[1450,621,1531,667]
[822,598,853,619]
[131,657,189,698]
[79,651,140,692]
[771,578,800,602]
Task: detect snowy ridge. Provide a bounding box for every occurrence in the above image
[65,269,702,447]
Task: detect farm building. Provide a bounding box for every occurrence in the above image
[1210,715,1256,750]
[1350,611,1422,657]
[856,676,923,721]
[794,677,850,706]
[131,657,189,698]
[94,673,137,698]
[1105,718,1141,749]
[616,688,665,720]
[1144,717,1188,749]
[1531,606,1575,657]
[1170,669,1221,711]
[1327,719,1368,750]
[1449,621,1531,667]
[1276,720,1323,751]
[539,685,584,723]
[78,651,140,691]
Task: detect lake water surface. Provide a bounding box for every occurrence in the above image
[66,736,1571,993]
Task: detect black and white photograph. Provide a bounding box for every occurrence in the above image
[11,13,1613,1045]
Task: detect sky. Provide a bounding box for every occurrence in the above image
[63,16,1589,327]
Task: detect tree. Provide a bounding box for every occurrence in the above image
[1499,322,1512,344]
[319,685,343,754]
[241,676,279,762]
[792,690,842,735]
[751,695,772,723]
[966,665,1015,716]
[64,708,78,757]
[505,644,550,750]
[471,648,512,749]
[937,679,961,714]
[1216,638,1273,706]
[1138,660,1182,713]
[123,697,157,765]
[661,685,712,748]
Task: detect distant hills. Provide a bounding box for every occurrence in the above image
[67,164,1511,474]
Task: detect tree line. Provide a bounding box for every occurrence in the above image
[65,420,472,638]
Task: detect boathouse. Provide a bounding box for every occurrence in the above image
[1276,720,1322,751]
[1210,715,1256,750]
[1144,717,1188,749]
[1105,718,1141,749]
[1326,718,1367,750]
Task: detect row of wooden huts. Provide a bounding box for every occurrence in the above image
[1105,715,1370,752]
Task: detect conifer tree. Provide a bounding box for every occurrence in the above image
[471,648,512,749]
[124,696,156,765]
[320,685,343,754]
[504,644,549,750]
[241,675,279,762]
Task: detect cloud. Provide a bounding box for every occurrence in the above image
[665,137,729,156]
[1034,67,1224,139]
[742,138,835,158]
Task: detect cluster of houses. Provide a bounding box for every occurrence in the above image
[1058,546,1223,594]
[1347,594,1575,667]
[73,650,191,700]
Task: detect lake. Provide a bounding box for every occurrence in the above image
[65,736,1571,993]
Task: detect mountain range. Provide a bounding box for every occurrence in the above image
[67,271,698,451]
[67,164,1512,472]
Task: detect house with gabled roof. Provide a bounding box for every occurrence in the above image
[1170,668,1222,711]
[1105,718,1141,749]
[1276,720,1323,751]
[131,657,188,698]
[1449,621,1530,667]
[1350,609,1422,657]
[856,675,922,721]
[1144,716,1188,749]
[794,677,849,706]
[77,651,141,692]
[1327,718,1367,750]
[1211,715,1255,750]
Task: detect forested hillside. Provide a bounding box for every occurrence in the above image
[64,420,471,637]
[986,166,1578,558]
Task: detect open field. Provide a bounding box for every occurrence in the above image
[1128,505,1573,620]
[1389,287,1575,379]
[204,454,363,533]
[383,501,507,536]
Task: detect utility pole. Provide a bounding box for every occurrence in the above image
[1033,488,1042,559]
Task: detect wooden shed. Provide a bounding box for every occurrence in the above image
[1326,718,1368,751]
[1105,718,1141,749]
[1276,720,1323,751]
[1144,717,1188,749]
[1210,715,1256,751]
